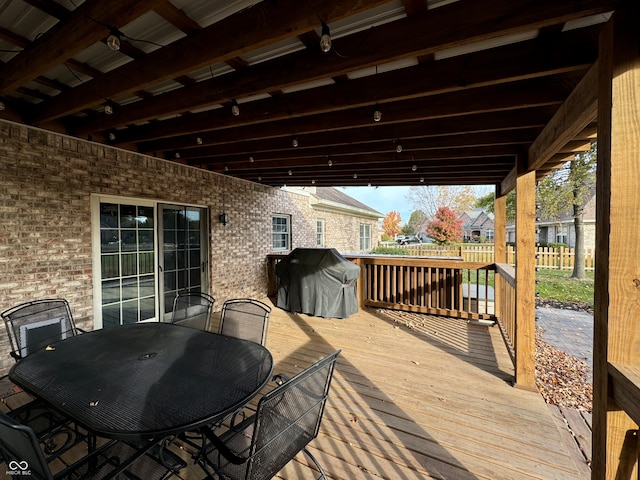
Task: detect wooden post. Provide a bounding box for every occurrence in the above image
[515,157,536,389]
[592,6,640,479]
[494,188,507,320]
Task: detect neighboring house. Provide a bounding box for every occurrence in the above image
[283,186,383,254]
[459,209,495,243]
[506,191,596,249]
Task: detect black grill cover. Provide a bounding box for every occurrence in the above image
[275,248,360,319]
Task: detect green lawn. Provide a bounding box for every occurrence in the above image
[536,269,594,305]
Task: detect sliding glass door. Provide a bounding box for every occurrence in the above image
[93,196,208,328]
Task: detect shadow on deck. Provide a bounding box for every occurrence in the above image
[1,300,590,479]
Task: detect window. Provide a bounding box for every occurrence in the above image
[316,219,325,247]
[359,224,371,251]
[556,225,568,244]
[272,215,291,251]
[485,229,494,241]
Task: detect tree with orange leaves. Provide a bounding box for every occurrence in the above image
[426,206,463,244]
[382,211,402,237]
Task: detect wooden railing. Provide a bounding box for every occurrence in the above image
[266,254,496,322]
[495,263,516,364]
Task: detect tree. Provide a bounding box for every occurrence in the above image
[537,142,596,279]
[382,211,402,237]
[475,191,516,222]
[402,210,427,235]
[426,206,463,245]
[408,185,477,217]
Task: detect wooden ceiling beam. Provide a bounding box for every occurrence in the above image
[140,106,556,159]
[21,0,70,20]
[0,0,164,95]
[193,147,517,171]
[29,0,392,122]
[182,129,539,162]
[138,76,567,152]
[94,26,597,141]
[528,61,598,170]
[154,0,201,33]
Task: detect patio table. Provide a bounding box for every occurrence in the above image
[9,322,273,441]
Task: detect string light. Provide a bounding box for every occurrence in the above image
[395,141,402,153]
[106,30,121,51]
[420,177,424,183]
[175,152,181,159]
[411,164,417,172]
[327,158,333,167]
[104,104,113,115]
[373,103,382,122]
[0,101,4,111]
[107,132,116,141]
[231,99,240,117]
[312,179,316,184]
[292,136,299,148]
[288,170,292,176]
[353,173,358,179]
[320,21,332,53]
[196,136,203,145]
[249,156,254,162]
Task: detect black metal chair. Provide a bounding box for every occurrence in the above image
[2,299,83,361]
[1,299,87,459]
[196,350,341,480]
[218,298,271,346]
[0,410,180,480]
[171,292,215,331]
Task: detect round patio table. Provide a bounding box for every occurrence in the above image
[9,322,273,441]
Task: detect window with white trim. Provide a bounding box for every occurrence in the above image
[316,219,325,247]
[359,224,371,251]
[272,215,291,251]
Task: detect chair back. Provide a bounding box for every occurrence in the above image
[2,299,79,361]
[246,350,340,480]
[171,292,215,331]
[218,299,271,345]
[0,411,52,480]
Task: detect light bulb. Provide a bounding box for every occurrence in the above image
[108,132,115,141]
[107,33,121,51]
[0,101,5,111]
[420,177,424,183]
[224,165,229,171]
[175,152,180,159]
[396,142,402,153]
[312,179,316,184]
[288,170,292,176]
[320,22,332,53]
[292,137,299,148]
[104,104,113,115]
[328,159,333,167]
[353,173,358,179]
[249,156,254,162]
[231,100,240,116]
[196,137,203,145]
[373,104,382,122]
[258,176,262,181]
[412,164,417,172]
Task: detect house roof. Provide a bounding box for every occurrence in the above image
[0,0,611,189]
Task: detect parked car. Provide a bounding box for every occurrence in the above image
[397,235,421,245]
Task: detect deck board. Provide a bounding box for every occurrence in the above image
[1,300,589,480]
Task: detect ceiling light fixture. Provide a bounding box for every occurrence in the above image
[320,21,332,53]
[312,179,316,184]
[249,156,254,162]
[373,103,382,122]
[104,103,113,115]
[395,141,402,153]
[231,99,240,117]
[175,152,181,159]
[288,170,292,176]
[107,132,115,141]
[196,136,203,145]
[292,136,299,148]
[353,173,358,179]
[411,164,417,172]
[327,158,333,167]
[420,177,425,183]
[106,29,121,51]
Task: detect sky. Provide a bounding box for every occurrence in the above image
[340,186,413,223]
[340,185,493,225]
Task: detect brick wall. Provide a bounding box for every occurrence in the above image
[0,120,377,373]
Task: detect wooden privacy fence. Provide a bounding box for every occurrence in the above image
[392,244,595,271]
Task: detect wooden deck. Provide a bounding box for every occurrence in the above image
[1,301,590,480]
